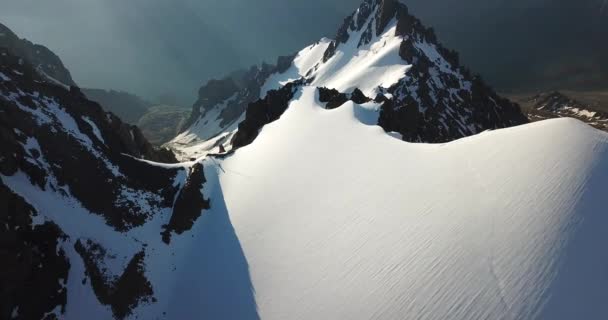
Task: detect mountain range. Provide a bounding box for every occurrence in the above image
[1,1,608,319]
[2,0,606,101]
[1,21,189,146]
[509,91,608,132]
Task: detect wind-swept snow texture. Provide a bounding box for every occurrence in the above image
[186,87,608,320]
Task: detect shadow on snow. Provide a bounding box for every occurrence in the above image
[167,168,259,319]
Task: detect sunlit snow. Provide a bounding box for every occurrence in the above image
[163,87,608,319]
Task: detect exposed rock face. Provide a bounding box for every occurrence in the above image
[75,240,154,320]
[180,54,297,136]
[350,88,372,104]
[1,48,208,317]
[167,54,297,160]
[232,80,303,149]
[0,22,75,87]
[181,78,240,132]
[516,91,608,132]
[318,87,371,110]
[0,181,70,320]
[162,163,210,244]
[1,49,180,230]
[320,0,528,143]
[318,87,349,110]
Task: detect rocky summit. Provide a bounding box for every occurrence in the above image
[169,0,527,160]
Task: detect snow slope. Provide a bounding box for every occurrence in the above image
[168,86,608,319]
[171,12,412,160]
[170,94,244,160]
[260,38,332,98]
[262,19,409,98]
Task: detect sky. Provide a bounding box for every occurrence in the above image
[1,0,606,105]
[0,0,363,104]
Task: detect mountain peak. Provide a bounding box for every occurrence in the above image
[0,22,76,87]
[170,0,527,157]
[331,0,433,45]
[325,0,410,60]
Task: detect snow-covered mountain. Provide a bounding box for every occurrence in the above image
[0,22,159,130]
[518,91,608,132]
[169,0,527,159]
[168,60,294,160]
[0,48,196,319]
[0,22,76,88]
[176,88,608,320]
[3,0,608,319]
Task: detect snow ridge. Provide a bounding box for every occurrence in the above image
[199,87,608,320]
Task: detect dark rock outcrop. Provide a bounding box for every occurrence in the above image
[324,0,397,60]
[180,54,297,137]
[318,87,371,109]
[376,0,400,36]
[0,181,70,320]
[162,163,210,244]
[318,87,349,109]
[0,22,75,86]
[232,80,303,149]
[1,48,180,232]
[75,240,154,320]
[181,78,240,131]
[350,88,372,104]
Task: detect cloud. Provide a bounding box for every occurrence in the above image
[1,0,605,103]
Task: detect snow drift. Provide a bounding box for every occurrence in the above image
[180,87,608,319]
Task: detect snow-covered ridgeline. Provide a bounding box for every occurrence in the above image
[170,87,608,319]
